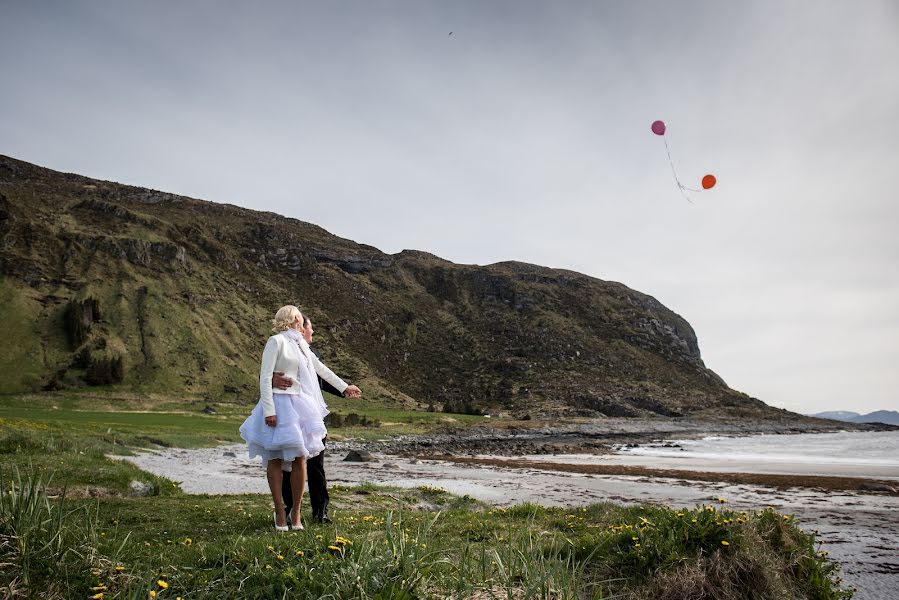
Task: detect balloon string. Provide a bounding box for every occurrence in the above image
[663,136,694,203]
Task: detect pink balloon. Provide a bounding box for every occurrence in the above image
[651,120,666,135]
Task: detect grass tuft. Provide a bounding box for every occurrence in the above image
[0,406,856,599]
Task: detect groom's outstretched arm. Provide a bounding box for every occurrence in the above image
[273,369,361,398]
[318,377,343,397]
[309,351,363,399]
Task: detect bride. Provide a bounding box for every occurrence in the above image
[239,305,328,531]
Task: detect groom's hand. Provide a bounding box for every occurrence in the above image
[343,385,362,399]
[272,372,293,390]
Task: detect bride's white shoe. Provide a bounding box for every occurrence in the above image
[273,511,289,532]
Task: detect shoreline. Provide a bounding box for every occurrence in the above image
[354,416,897,458]
[421,455,899,495]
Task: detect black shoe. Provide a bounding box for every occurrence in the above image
[313,513,333,524]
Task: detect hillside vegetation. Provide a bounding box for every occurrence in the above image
[1,155,777,419]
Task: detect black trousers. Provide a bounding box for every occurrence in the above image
[281,438,329,517]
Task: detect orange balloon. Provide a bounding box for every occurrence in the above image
[701,174,717,189]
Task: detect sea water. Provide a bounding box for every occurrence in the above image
[518,430,899,479]
[613,430,899,479]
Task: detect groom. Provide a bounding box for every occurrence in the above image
[272,315,361,523]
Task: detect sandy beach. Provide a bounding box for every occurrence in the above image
[120,441,899,600]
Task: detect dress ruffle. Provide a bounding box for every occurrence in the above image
[239,393,327,471]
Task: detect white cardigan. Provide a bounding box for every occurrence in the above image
[258,332,349,417]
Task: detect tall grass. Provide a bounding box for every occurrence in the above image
[0,475,603,600]
[128,509,605,599]
[445,524,607,599]
[1,468,98,598]
[0,470,853,599]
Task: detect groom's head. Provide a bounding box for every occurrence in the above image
[302,316,314,344]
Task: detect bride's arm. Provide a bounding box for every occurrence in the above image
[259,336,280,419]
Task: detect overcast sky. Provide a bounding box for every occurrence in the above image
[2,1,898,414]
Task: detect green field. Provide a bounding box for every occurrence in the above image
[0,396,854,599]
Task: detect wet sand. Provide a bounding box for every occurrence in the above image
[119,444,899,599]
[520,451,899,480]
[428,455,899,495]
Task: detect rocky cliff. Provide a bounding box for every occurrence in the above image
[0,154,780,418]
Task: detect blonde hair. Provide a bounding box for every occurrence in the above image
[271,305,303,333]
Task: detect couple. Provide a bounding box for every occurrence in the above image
[239,305,362,531]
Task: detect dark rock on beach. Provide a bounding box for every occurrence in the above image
[343,449,377,462]
[859,483,897,493]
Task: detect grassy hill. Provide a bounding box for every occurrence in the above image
[0,154,779,419]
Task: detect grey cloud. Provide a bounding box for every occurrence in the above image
[2,0,897,413]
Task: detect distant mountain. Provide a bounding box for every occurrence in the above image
[0,154,796,419]
[852,411,899,425]
[812,410,899,425]
[813,411,861,421]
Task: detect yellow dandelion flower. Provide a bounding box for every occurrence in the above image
[328,545,341,551]
[296,550,305,557]
[184,538,192,546]
[691,519,698,523]
[157,580,168,589]
[149,592,156,599]
[89,594,104,600]
[721,540,730,546]
[635,543,641,547]
[90,586,107,592]
[114,566,126,571]
[277,554,284,560]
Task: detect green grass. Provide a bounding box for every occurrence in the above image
[1,472,853,600]
[0,403,854,599]
[0,392,492,448]
[323,397,488,439]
